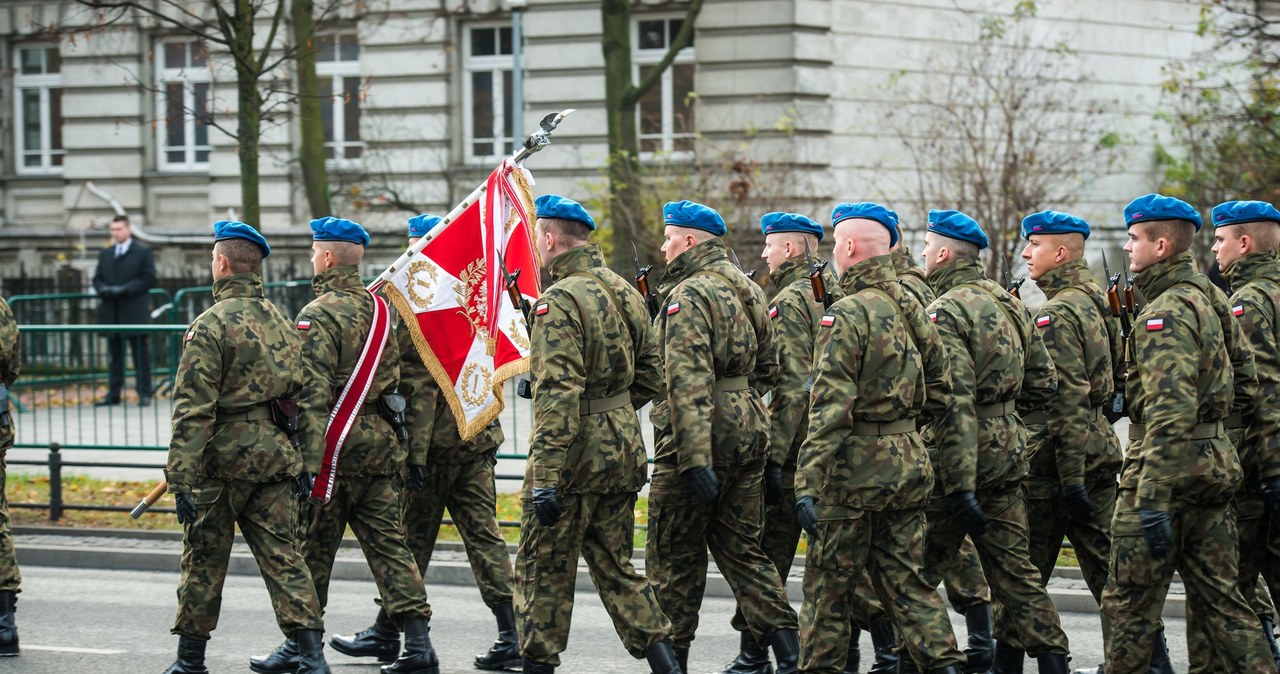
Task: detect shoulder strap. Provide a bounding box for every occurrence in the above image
[696,268,764,339]
[566,269,638,356]
[957,281,1026,354]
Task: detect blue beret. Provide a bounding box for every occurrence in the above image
[407,213,442,238]
[535,194,596,231]
[1020,210,1091,240]
[1124,194,1202,232]
[830,202,900,248]
[663,200,726,237]
[927,209,989,250]
[212,220,270,258]
[760,212,824,242]
[1211,200,1280,229]
[310,216,370,246]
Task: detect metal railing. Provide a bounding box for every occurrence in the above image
[8,289,173,326]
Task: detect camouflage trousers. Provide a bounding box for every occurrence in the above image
[941,537,990,613]
[647,460,799,650]
[1101,491,1274,674]
[923,485,1068,656]
[0,438,19,594]
[1185,495,1280,674]
[514,491,670,667]
[173,479,322,639]
[302,474,430,622]
[400,455,512,608]
[799,506,965,674]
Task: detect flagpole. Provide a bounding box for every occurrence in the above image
[369,109,576,290]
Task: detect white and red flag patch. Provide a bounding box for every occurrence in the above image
[769,305,779,319]
[820,315,836,327]
[1233,304,1245,317]
[1146,318,1165,331]
[535,303,549,316]
[929,312,938,323]
[296,320,311,330]
[1036,315,1051,328]
[667,303,680,316]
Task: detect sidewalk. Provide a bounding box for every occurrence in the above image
[13,524,1182,617]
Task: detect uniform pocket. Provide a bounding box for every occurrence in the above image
[191,481,225,507]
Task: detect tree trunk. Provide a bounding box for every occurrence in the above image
[602,0,644,270]
[292,0,330,218]
[233,0,261,226]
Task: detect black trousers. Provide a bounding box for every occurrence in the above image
[106,334,151,399]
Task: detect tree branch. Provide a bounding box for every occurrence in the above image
[622,0,703,107]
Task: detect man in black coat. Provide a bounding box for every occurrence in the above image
[92,214,157,406]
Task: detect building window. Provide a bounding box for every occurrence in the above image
[635,17,695,157]
[156,39,212,171]
[463,24,514,163]
[316,33,363,163]
[14,45,64,174]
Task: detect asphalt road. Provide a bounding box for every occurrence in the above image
[4,565,1186,674]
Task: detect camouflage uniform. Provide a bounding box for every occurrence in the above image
[397,319,512,608]
[1185,249,1280,672]
[921,256,1069,657]
[1099,249,1275,673]
[164,273,323,639]
[796,255,966,673]
[0,297,19,596]
[647,238,798,651]
[516,243,672,667]
[296,266,429,621]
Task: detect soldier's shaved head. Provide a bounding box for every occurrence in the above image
[922,232,978,278]
[540,217,591,244]
[832,219,891,275]
[761,231,819,273]
[1213,219,1280,271]
[1020,232,1084,281]
[315,240,364,267]
[1124,219,1195,273]
[662,225,716,263]
[214,238,263,274]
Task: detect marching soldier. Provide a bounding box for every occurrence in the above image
[332,214,519,671]
[1179,199,1280,672]
[162,221,330,674]
[918,210,1072,674]
[1098,194,1275,674]
[794,203,967,674]
[517,195,681,673]
[0,294,19,656]
[647,200,800,673]
[251,217,436,674]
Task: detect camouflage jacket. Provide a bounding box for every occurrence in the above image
[1125,250,1255,509]
[526,244,661,495]
[765,257,836,469]
[1024,260,1123,493]
[297,266,403,477]
[652,238,778,472]
[396,319,504,466]
[925,257,1058,493]
[165,273,304,489]
[796,255,961,510]
[891,246,934,307]
[0,297,19,451]
[1223,251,1280,491]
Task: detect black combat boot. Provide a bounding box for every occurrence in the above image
[0,591,17,657]
[381,617,439,674]
[1264,617,1280,670]
[1037,652,1070,674]
[523,659,555,673]
[163,636,210,674]
[868,617,900,674]
[930,666,964,674]
[768,629,800,674]
[962,603,994,673]
[721,631,774,674]
[331,607,400,662]
[647,641,686,674]
[249,637,298,674]
[476,604,521,671]
[296,630,331,674]
[676,645,690,674]
[897,653,921,674]
[843,626,861,674]
[1147,629,1173,674]
[989,642,1024,674]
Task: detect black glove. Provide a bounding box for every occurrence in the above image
[685,466,721,504]
[174,491,197,525]
[1062,484,1095,523]
[764,462,784,506]
[1261,477,1280,515]
[531,487,563,527]
[950,491,988,537]
[795,495,818,537]
[407,465,426,492]
[295,472,317,501]
[1139,508,1173,558]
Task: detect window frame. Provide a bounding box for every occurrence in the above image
[462,22,515,165]
[314,31,364,168]
[632,16,696,160]
[155,38,213,172]
[13,44,65,175]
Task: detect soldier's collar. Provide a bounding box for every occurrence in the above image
[212,272,264,300]
[1035,259,1093,298]
[1222,249,1280,289]
[769,257,808,289]
[1134,249,1197,300]
[546,243,604,283]
[840,254,897,293]
[925,255,985,295]
[664,237,728,283]
[311,265,364,294]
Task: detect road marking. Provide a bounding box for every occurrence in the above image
[23,645,127,655]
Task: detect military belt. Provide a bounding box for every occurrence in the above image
[714,376,750,393]
[1021,407,1104,426]
[849,418,916,436]
[975,400,1016,419]
[214,405,273,425]
[579,392,632,415]
[1128,421,1223,442]
[1225,412,1245,429]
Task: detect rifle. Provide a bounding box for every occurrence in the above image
[1102,251,1132,421]
[497,249,531,321]
[630,241,660,319]
[728,247,758,282]
[1002,251,1026,298]
[802,237,833,310]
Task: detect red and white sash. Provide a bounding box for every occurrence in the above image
[311,289,391,503]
